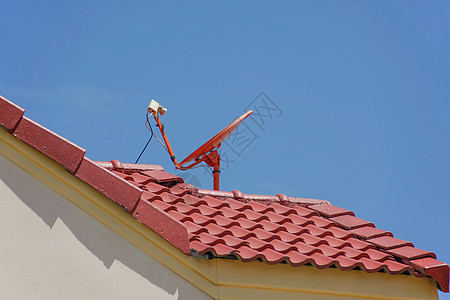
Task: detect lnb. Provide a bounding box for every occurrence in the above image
[147,99,167,117]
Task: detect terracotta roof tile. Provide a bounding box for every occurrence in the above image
[169,184,191,197]
[365,248,392,262]
[358,257,386,273]
[225,198,252,211]
[308,215,338,228]
[141,190,162,201]
[140,170,183,183]
[259,220,284,232]
[277,231,302,243]
[204,223,232,237]
[151,200,175,212]
[286,214,313,226]
[190,240,210,254]
[196,205,221,217]
[185,221,207,234]
[241,209,269,222]
[228,226,255,239]
[248,201,274,213]
[174,202,200,214]
[367,236,414,250]
[299,233,328,247]
[292,206,318,217]
[160,194,185,207]
[309,252,336,269]
[346,237,376,251]
[142,181,170,194]
[317,244,345,258]
[327,226,354,239]
[269,202,297,215]
[190,213,216,226]
[322,236,352,249]
[260,248,286,264]
[383,259,415,275]
[340,247,370,259]
[349,226,393,239]
[386,246,436,260]
[1,95,447,293]
[292,241,322,255]
[304,224,332,237]
[309,204,355,218]
[253,228,280,241]
[285,251,313,266]
[183,194,207,206]
[247,237,274,251]
[220,207,245,219]
[329,215,375,230]
[271,239,297,253]
[283,222,309,235]
[222,235,248,248]
[235,246,263,262]
[266,211,293,224]
[130,172,154,184]
[209,243,238,256]
[197,232,223,245]
[238,218,264,230]
[335,255,364,271]
[201,195,228,209]
[212,215,239,227]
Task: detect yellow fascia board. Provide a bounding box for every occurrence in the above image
[0,128,438,300]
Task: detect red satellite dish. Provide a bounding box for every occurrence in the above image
[147,99,253,191]
[180,110,253,165]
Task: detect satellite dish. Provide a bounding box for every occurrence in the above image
[180,110,253,165]
[147,99,253,190]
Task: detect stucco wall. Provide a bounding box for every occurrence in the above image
[0,154,211,300]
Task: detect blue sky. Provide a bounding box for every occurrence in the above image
[1,1,449,296]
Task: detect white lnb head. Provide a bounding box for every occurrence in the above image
[159,106,167,116]
[148,99,167,117]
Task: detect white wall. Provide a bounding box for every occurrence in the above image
[0,154,211,300]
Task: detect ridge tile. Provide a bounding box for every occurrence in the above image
[349,226,393,239]
[387,246,436,260]
[330,215,375,230]
[309,204,355,218]
[367,236,414,250]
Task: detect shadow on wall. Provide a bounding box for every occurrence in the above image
[0,155,210,300]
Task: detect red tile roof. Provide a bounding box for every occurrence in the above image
[1,94,449,293]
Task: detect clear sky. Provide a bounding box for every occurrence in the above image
[1,1,449,297]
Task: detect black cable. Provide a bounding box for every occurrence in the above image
[135,112,154,164]
[134,112,216,173]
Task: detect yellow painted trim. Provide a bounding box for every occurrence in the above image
[0,128,438,300]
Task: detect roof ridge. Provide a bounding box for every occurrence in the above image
[196,188,330,207]
[95,159,330,207]
[96,160,165,173]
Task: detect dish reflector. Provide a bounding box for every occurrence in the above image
[180,110,253,165]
